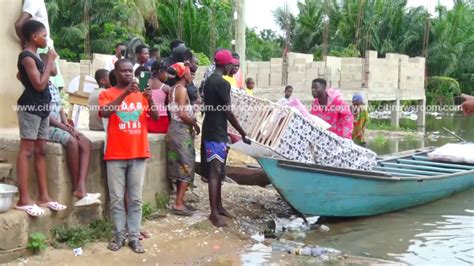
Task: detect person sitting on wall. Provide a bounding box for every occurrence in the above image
[89,69,111,131]
[351,93,369,147]
[310,78,354,139]
[45,63,101,206]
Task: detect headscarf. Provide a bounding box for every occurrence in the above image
[171,62,190,78]
[352,93,364,104]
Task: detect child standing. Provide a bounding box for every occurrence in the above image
[15,20,66,216]
[99,59,159,253]
[277,85,293,105]
[245,78,255,96]
[89,69,111,131]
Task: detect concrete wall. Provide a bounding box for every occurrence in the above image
[0,0,22,128]
[241,51,425,103]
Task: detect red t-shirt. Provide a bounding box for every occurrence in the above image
[99,87,150,160]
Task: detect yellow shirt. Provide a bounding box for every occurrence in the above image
[223,75,237,89]
[245,88,254,96]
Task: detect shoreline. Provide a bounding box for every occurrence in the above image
[8,178,397,265]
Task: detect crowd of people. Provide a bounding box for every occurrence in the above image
[13,0,474,255]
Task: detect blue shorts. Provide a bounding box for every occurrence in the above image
[204,141,227,163]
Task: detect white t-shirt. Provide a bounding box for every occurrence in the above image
[23,0,53,48]
[277,97,291,106]
[105,55,120,71]
[133,63,141,74]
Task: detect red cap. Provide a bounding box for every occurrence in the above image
[214,50,239,65]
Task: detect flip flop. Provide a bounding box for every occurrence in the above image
[184,204,198,212]
[74,194,101,207]
[38,201,67,211]
[87,193,101,199]
[171,207,193,217]
[15,204,44,217]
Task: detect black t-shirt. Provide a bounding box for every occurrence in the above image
[202,73,231,142]
[17,51,51,118]
[186,82,198,105]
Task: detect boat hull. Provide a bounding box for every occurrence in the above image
[257,157,474,217]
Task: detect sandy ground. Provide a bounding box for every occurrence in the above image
[7,175,396,265]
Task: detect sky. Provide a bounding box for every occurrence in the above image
[245,0,455,34]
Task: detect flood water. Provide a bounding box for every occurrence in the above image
[367,114,474,155]
[233,114,474,265]
[303,114,474,265]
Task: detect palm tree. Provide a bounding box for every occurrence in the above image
[274,3,296,85]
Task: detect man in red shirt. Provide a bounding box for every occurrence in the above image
[99,59,158,253]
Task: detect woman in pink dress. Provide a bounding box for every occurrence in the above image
[310,78,354,139]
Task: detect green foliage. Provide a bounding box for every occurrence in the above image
[368,120,413,132]
[89,219,113,241]
[329,44,360,57]
[142,203,153,221]
[427,76,461,105]
[27,232,47,254]
[246,28,282,61]
[49,220,113,249]
[51,225,92,248]
[372,134,388,148]
[155,192,170,211]
[192,51,212,66]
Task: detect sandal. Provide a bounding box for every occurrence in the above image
[74,194,101,207]
[15,204,44,217]
[184,204,198,212]
[128,239,145,254]
[107,237,126,252]
[171,207,193,217]
[38,201,67,211]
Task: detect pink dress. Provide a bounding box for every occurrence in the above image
[310,88,354,139]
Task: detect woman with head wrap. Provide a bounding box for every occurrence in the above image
[351,93,369,146]
[167,63,200,216]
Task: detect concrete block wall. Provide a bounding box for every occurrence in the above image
[365,51,400,101]
[399,56,426,100]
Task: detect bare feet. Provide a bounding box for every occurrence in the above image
[218,206,233,218]
[209,213,227,227]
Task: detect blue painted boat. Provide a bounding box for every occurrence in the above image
[257,148,474,217]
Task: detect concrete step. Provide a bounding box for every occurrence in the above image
[0,163,12,183]
[0,205,103,263]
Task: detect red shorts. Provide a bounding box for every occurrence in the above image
[147,116,169,133]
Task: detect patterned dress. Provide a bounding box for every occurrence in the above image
[352,106,369,145]
[166,85,196,183]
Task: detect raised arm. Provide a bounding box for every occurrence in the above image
[15,12,32,45]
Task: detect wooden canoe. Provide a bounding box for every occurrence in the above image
[257,148,474,217]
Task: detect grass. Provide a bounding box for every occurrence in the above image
[142,192,170,221]
[372,134,389,148]
[50,219,113,249]
[367,121,414,132]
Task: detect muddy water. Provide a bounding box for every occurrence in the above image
[304,188,474,265]
[300,115,474,265]
[368,114,474,155]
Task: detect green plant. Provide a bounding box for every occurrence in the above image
[89,219,113,241]
[372,134,389,148]
[142,203,153,221]
[51,225,92,248]
[27,232,47,254]
[155,192,170,211]
[192,51,212,66]
[427,76,461,106]
[329,44,361,57]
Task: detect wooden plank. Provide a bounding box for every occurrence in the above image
[375,166,438,176]
[382,162,463,173]
[397,159,474,170]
